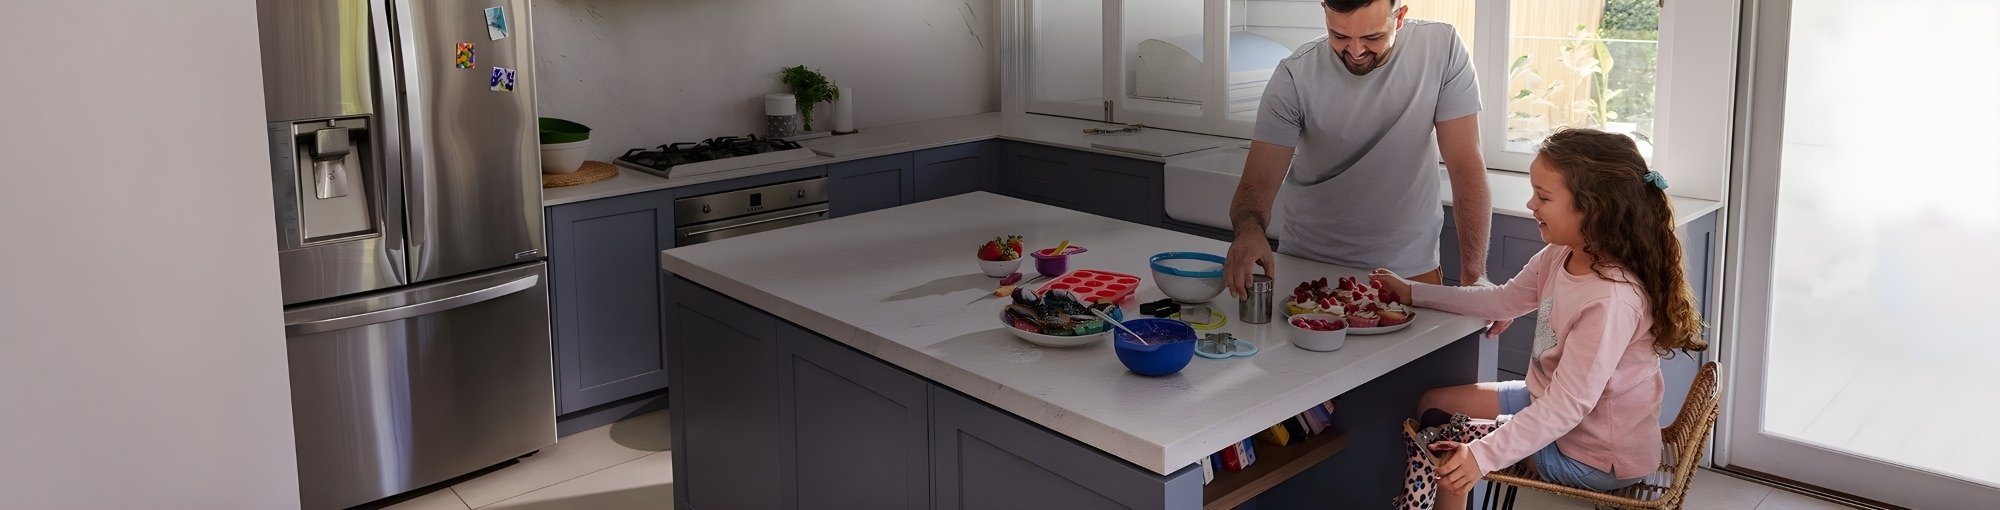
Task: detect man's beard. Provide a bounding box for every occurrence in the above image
[1338,47,1390,76]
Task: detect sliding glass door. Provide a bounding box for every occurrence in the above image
[1724,0,2000,507]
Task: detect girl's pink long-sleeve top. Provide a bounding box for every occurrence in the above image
[1411,244,1665,478]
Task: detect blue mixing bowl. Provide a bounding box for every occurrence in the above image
[1112,318,1199,377]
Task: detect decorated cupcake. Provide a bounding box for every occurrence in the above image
[1377,302,1411,326]
[1349,310,1381,328]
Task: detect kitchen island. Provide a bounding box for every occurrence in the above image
[658,192,1489,509]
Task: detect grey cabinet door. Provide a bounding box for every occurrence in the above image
[997,141,1087,209]
[664,275,783,510]
[931,387,1202,510]
[1079,152,1165,226]
[1491,216,1548,377]
[997,141,1163,226]
[913,141,995,202]
[1659,211,1719,427]
[778,325,930,510]
[1439,208,1545,378]
[829,153,915,217]
[546,190,674,414]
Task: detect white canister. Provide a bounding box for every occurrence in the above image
[833,87,855,134]
[765,93,799,138]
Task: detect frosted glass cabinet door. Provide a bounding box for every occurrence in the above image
[1025,0,1105,120]
[1118,0,1210,129]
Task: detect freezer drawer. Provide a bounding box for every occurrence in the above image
[284,262,555,510]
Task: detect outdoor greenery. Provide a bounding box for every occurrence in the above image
[1600,0,1660,138]
[1506,0,1659,145]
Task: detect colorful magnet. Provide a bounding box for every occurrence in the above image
[455,43,475,69]
[489,67,516,92]
[484,7,510,40]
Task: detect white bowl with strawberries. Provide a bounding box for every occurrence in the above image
[1288,313,1349,352]
[976,235,1026,277]
[1283,276,1417,335]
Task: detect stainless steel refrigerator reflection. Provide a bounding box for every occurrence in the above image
[256,1,552,508]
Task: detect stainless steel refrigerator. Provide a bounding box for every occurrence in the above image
[255,1,553,508]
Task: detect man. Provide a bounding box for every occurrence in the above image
[1223,0,1494,300]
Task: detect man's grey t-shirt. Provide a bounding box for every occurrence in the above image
[1253,20,1480,276]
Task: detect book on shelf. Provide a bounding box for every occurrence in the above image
[1257,423,1294,446]
[1200,454,1215,485]
[1218,438,1258,472]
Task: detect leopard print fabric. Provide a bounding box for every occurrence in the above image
[1391,419,1502,510]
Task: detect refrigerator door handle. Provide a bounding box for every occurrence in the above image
[370,0,410,283]
[386,0,434,277]
[285,274,538,336]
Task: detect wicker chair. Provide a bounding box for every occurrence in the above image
[1481,361,1723,510]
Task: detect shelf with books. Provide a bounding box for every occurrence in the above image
[1201,428,1349,510]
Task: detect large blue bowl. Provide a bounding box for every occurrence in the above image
[1112,318,1199,377]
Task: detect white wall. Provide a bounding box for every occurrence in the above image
[0,1,300,509]
[532,0,999,162]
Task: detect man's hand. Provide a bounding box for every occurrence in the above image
[1431,441,1483,494]
[1224,141,1296,299]
[1225,232,1276,300]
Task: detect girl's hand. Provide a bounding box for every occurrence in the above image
[1368,268,1414,306]
[1430,441,1482,494]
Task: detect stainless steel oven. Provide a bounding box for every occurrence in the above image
[673,177,830,246]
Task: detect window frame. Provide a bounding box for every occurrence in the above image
[1002,0,1735,202]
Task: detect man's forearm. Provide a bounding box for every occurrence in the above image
[1451,182,1491,283]
[1229,184,1270,238]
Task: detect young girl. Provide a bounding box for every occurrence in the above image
[1376,128,1709,510]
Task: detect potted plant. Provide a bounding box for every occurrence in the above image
[780,65,839,132]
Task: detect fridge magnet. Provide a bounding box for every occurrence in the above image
[454,43,475,69]
[489,67,516,92]
[484,6,510,40]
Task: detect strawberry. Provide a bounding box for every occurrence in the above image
[1005,235,1025,256]
[977,236,1022,261]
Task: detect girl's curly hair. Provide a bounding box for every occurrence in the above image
[1539,128,1708,356]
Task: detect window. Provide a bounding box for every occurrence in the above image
[1009,0,1729,196]
[1023,0,1105,121]
[1502,0,1660,159]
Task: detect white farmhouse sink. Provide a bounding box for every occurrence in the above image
[1162,146,1285,240]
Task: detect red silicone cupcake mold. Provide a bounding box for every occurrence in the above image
[1036,269,1142,304]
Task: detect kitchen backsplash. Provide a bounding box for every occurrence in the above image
[532,0,999,162]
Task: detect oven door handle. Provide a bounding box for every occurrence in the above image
[681,208,828,238]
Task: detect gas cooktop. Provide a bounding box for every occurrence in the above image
[614,135,818,179]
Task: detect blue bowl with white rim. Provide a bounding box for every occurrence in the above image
[1149,252,1227,303]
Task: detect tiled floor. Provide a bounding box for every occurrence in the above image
[1509,469,1856,510]
[387,408,1854,510]
[385,410,673,510]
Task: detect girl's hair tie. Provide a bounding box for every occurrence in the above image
[1642,170,1669,190]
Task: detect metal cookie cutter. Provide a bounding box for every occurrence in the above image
[1195,332,1259,359]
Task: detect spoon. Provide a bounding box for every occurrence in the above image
[1091,308,1147,344]
[1048,240,1071,257]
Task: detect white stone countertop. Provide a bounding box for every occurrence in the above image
[1163,146,1724,227]
[542,113,1240,206]
[658,192,1486,475]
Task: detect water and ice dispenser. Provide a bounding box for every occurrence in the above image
[270,117,377,247]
